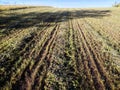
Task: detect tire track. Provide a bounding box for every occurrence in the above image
[12,23,55,89]
[37,31,58,90]
[81,19,114,89]
[76,19,105,90]
[12,10,63,89]
[41,21,70,90]
[20,24,59,90]
[0,22,51,88]
[72,19,95,90]
[0,15,57,89]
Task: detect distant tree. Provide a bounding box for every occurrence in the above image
[113,1,120,7]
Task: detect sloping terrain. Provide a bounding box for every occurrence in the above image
[0,6,120,90]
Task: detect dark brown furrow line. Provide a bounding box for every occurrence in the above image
[71,19,95,89]
[40,43,57,90]
[13,11,61,88]
[11,23,52,89]
[76,20,105,90]
[82,19,114,89]
[20,24,59,90]
[33,25,59,90]
[74,22,97,90]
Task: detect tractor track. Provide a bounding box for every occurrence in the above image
[0,7,119,90]
[72,19,96,89]
[0,22,52,88]
[75,19,114,89]
[13,11,64,90]
[75,20,105,90]
[82,19,114,89]
[18,24,60,90]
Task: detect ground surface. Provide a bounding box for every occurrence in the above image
[0,6,120,90]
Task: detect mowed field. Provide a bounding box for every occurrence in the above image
[0,6,120,90]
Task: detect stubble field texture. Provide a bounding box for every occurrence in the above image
[0,6,120,90]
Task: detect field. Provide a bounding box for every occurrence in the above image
[0,6,120,90]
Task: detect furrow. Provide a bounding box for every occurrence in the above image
[76,20,105,90]
[19,24,59,90]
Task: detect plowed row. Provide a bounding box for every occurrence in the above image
[0,7,120,90]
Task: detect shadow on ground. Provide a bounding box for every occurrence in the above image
[0,8,111,36]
